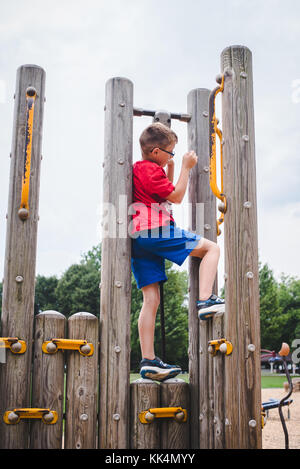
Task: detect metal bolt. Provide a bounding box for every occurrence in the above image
[117,159,124,165]
[43,412,55,423]
[246,271,254,279]
[114,346,121,353]
[115,281,122,288]
[15,276,24,283]
[10,341,22,353]
[117,219,123,224]
[224,273,228,281]
[8,411,19,423]
[119,103,125,107]
[80,413,88,421]
[243,201,252,209]
[174,411,185,422]
[145,412,155,423]
[46,342,57,353]
[204,224,211,231]
[242,135,249,142]
[203,111,209,117]
[80,343,92,355]
[240,72,248,79]
[113,413,120,421]
[248,344,256,352]
[225,418,231,426]
[249,419,257,428]
[203,166,209,173]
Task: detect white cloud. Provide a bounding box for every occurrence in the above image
[0,0,300,283]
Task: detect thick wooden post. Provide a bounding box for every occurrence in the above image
[221,45,261,449]
[0,65,45,448]
[65,312,99,449]
[30,311,66,449]
[187,88,221,448]
[99,77,133,448]
[130,380,160,449]
[160,379,190,449]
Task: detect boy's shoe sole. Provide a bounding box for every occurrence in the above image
[140,366,181,382]
[198,303,225,320]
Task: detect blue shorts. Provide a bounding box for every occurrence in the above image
[131,223,201,289]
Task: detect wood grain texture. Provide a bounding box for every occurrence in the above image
[65,312,99,449]
[0,65,46,448]
[99,77,133,448]
[187,88,223,448]
[130,380,160,449]
[160,379,189,449]
[30,311,66,449]
[221,45,261,449]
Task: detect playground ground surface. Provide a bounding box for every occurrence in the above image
[262,387,300,449]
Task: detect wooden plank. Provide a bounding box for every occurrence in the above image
[130,380,160,449]
[65,312,99,449]
[187,88,220,448]
[0,65,46,448]
[221,45,262,449]
[160,378,190,449]
[99,77,133,448]
[30,311,66,449]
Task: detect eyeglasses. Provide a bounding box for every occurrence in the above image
[150,147,175,157]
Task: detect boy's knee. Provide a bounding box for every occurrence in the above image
[142,284,160,310]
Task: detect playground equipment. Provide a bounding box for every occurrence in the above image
[0,45,263,449]
[261,343,294,449]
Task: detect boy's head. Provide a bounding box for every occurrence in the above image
[139,123,178,166]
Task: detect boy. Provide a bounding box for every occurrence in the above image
[131,123,225,381]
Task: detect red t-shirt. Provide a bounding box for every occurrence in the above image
[131,160,175,234]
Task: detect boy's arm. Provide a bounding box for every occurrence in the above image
[166,151,197,204]
[166,159,174,183]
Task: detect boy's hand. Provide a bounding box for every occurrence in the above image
[182,151,198,169]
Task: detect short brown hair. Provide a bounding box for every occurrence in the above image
[139,123,178,155]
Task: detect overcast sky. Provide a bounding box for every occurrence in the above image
[0,0,299,289]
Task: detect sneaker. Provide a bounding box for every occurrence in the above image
[140,356,182,382]
[197,294,225,320]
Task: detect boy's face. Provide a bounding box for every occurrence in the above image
[148,143,176,167]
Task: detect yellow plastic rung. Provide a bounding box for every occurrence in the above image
[208,338,233,356]
[3,408,58,425]
[42,338,94,356]
[139,406,187,424]
[0,337,27,354]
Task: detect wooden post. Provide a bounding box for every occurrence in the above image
[30,311,66,449]
[187,88,220,448]
[160,379,190,449]
[130,380,160,449]
[0,65,46,449]
[65,312,99,449]
[99,77,133,448]
[221,45,261,449]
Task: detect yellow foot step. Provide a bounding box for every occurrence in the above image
[208,338,233,356]
[139,407,187,424]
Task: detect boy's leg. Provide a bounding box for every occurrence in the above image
[189,238,225,318]
[189,238,220,300]
[138,281,182,381]
[138,282,160,360]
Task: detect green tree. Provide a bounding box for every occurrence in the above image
[259,263,281,350]
[55,245,101,317]
[34,275,59,314]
